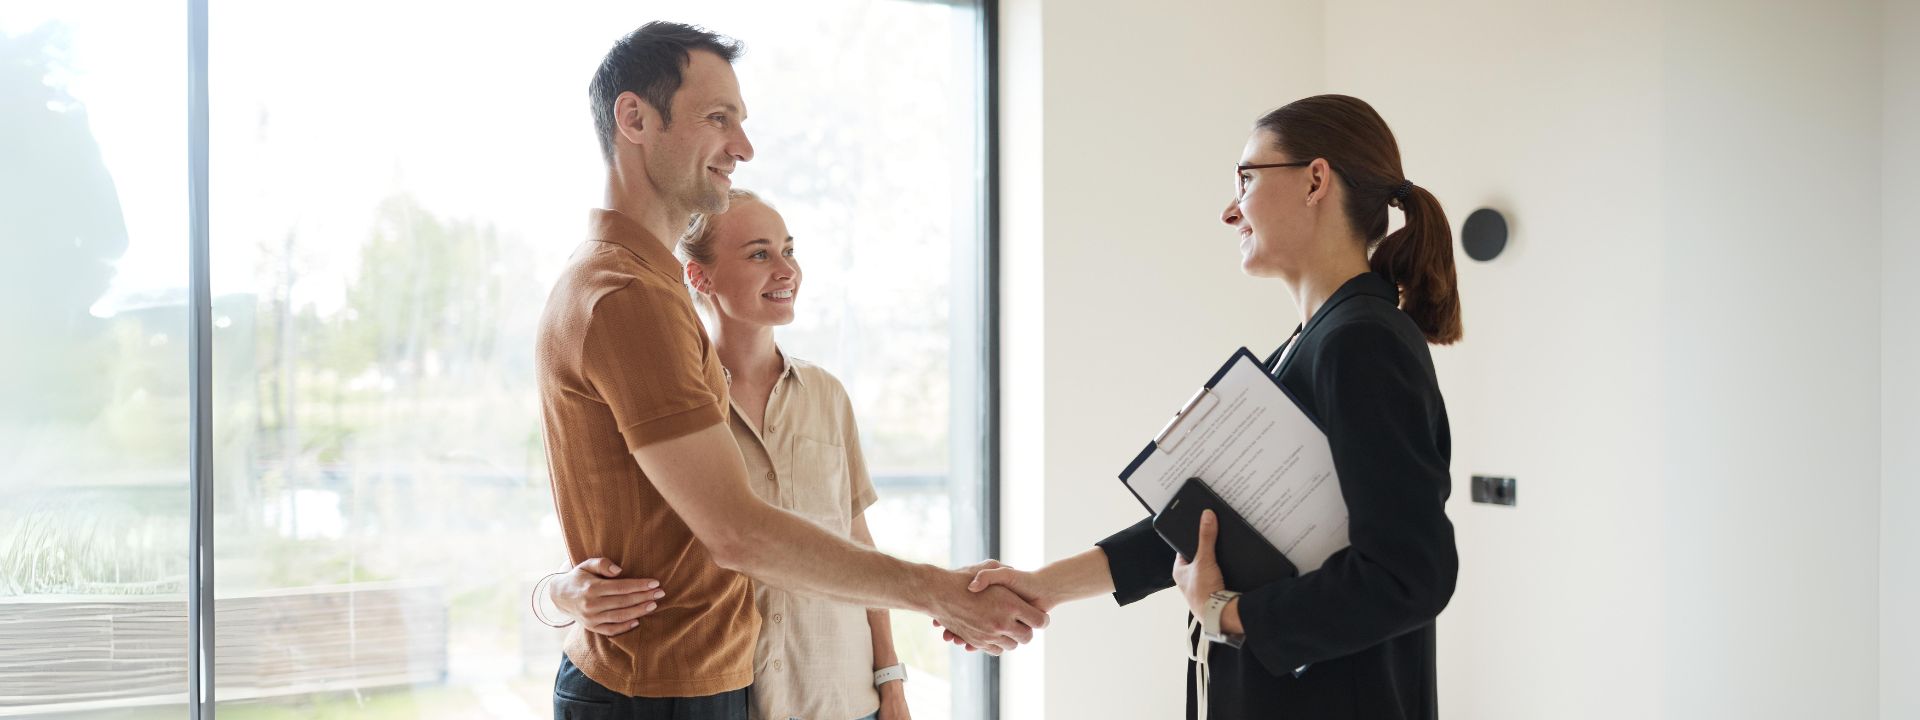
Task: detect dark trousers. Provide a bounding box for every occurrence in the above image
[554,654,749,720]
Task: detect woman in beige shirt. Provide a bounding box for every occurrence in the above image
[550,189,911,720]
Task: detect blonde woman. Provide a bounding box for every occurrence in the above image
[548,189,912,720]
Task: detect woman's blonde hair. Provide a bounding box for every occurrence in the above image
[677,188,772,310]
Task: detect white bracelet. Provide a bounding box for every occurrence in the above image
[1201,590,1241,643]
[872,663,908,687]
[530,571,576,629]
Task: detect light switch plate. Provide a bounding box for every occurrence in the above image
[1471,475,1517,506]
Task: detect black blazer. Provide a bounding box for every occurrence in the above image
[1097,271,1458,720]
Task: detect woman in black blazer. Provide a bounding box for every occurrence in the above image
[958,95,1462,719]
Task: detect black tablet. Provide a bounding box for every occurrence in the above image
[1152,477,1298,591]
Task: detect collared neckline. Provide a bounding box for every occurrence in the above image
[1319,271,1400,312]
[1301,271,1399,336]
[725,347,808,449]
[722,347,808,389]
[586,208,683,285]
[1269,271,1400,378]
[780,350,808,387]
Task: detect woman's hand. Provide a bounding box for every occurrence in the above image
[1171,510,1237,633]
[966,564,1062,612]
[877,679,912,720]
[549,557,667,636]
[937,562,1059,650]
[939,547,1117,650]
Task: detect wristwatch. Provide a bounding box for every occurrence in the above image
[873,663,908,687]
[1201,590,1242,644]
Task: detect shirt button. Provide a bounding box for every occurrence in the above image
[772,659,783,671]
[766,471,776,482]
[772,613,783,623]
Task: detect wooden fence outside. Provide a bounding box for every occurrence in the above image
[0,581,447,716]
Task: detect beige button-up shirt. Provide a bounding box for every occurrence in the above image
[729,352,881,720]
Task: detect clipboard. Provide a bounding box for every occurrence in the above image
[1115,345,1353,583]
[1116,347,1325,516]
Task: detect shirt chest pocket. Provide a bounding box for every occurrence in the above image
[790,435,852,534]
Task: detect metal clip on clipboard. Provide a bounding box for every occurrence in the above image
[1152,386,1221,454]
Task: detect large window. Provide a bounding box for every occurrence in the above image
[2,2,994,718]
[0,2,192,716]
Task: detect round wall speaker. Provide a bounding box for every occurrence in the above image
[1461,208,1508,262]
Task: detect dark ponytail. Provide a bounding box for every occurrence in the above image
[1373,184,1461,344]
[1255,95,1464,345]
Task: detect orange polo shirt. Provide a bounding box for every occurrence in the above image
[535,208,758,698]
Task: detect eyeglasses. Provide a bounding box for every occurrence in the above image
[1234,161,1312,199]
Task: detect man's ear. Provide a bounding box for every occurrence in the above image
[614,91,652,149]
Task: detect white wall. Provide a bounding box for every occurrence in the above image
[1323,1,1670,716]
[1003,1,1895,717]
[1658,2,1883,716]
[1331,1,1884,716]
[999,1,1324,717]
[1882,1,1919,718]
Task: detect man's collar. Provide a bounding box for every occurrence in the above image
[587,208,682,284]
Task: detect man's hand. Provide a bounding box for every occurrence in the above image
[877,679,911,720]
[967,564,1063,612]
[923,568,1047,655]
[1171,510,1228,621]
[549,557,667,637]
[957,558,1006,577]
[944,549,1122,650]
[937,562,1058,651]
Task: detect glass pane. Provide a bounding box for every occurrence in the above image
[0,2,191,717]
[206,2,986,719]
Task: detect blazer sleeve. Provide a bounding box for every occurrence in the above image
[1096,516,1177,606]
[1234,321,1459,676]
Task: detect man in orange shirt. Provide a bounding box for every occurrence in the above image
[535,22,1043,719]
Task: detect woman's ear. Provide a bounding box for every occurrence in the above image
[1305,158,1333,208]
[685,261,711,295]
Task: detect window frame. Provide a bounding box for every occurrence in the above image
[177,2,1003,718]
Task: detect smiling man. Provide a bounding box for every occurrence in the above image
[535,21,1046,720]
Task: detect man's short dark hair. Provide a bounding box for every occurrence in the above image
[589,21,744,162]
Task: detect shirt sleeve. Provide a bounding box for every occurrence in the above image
[1234,320,1459,677]
[580,282,726,452]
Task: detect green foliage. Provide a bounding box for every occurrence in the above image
[340,194,511,379]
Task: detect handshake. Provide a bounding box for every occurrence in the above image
[924,560,1061,655]
[547,557,1067,656]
